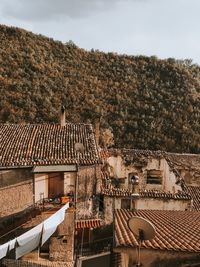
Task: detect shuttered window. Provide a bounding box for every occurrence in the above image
[147,170,162,184]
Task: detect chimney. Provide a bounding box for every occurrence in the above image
[60,106,66,127]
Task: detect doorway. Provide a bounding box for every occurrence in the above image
[48,172,64,198]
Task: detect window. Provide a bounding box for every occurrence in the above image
[121,199,131,209]
[147,170,162,184]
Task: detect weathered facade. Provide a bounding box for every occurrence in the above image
[114,209,200,267]
[0,122,101,264]
[100,149,193,224]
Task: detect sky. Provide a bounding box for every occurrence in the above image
[0,0,200,64]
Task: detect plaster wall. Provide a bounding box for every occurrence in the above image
[34,173,48,202]
[107,156,123,178]
[106,156,182,193]
[114,247,199,267]
[104,197,122,224]
[107,155,144,189]
[145,158,182,192]
[134,198,189,211]
[180,169,200,186]
[63,172,76,195]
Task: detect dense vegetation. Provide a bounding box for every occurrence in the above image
[1,25,200,152]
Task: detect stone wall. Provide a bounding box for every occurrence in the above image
[0,168,33,188]
[114,247,200,267]
[104,197,114,224]
[49,210,75,262]
[0,180,33,217]
[76,165,100,219]
[2,259,74,267]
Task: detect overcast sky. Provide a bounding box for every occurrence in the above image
[0,0,200,64]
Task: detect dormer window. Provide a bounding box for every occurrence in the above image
[147,170,162,184]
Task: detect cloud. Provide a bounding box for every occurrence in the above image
[0,0,200,64]
[1,0,127,21]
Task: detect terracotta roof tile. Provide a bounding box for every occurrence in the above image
[101,185,191,200]
[115,209,200,252]
[182,185,200,210]
[0,123,100,167]
[76,219,102,229]
[100,148,200,179]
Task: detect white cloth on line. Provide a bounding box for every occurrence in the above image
[16,223,43,259]
[59,202,69,221]
[0,242,9,259]
[41,203,69,245]
[8,238,16,251]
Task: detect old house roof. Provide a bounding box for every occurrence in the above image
[101,168,191,201]
[100,148,200,179]
[102,186,191,200]
[115,209,200,252]
[76,219,102,229]
[182,185,200,211]
[0,123,100,167]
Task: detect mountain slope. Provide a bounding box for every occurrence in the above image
[1,24,200,152]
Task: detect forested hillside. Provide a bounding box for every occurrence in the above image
[1,25,200,152]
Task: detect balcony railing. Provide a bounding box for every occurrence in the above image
[76,237,113,257]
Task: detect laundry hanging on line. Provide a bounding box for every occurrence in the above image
[0,202,69,260]
[16,223,43,259]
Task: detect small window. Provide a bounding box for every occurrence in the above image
[147,170,162,184]
[121,199,131,209]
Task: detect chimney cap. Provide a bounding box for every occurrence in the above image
[61,105,65,113]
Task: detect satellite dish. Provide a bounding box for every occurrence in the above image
[75,143,85,153]
[128,216,156,266]
[128,216,156,241]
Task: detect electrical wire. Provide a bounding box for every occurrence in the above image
[0,202,60,241]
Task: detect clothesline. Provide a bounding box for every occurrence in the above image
[0,202,69,260]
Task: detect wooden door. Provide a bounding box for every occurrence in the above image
[48,172,64,198]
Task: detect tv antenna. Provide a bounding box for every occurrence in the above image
[128,216,156,266]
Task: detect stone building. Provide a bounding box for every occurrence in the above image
[0,119,102,263]
[99,149,198,224]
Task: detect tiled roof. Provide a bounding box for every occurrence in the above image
[76,219,102,229]
[100,148,200,179]
[0,123,100,167]
[182,185,200,210]
[138,189,191,200]
[115,209,200,252]
[102,186,191,200]
[99,148,164,161]
[102,187,133,197]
